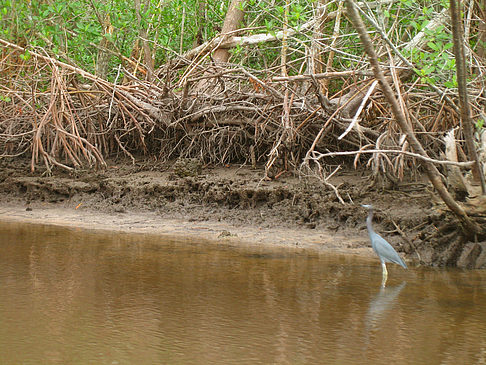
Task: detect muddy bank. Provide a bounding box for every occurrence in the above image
[0,158,485,268]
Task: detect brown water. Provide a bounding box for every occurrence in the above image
[0,221,485,364]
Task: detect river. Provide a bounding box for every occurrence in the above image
[0,221,485,364]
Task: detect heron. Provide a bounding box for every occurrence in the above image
[362,204,407,286]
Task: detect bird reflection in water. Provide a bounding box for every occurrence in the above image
[365,282,407,332]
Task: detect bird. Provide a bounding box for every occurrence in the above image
[361,204,407,286]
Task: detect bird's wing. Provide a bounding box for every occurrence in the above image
[372,233,407,268]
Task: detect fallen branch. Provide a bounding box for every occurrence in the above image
[272,70,374,82]
[311,148,475,167]
[182,1,395,61]
[338,80,378,140]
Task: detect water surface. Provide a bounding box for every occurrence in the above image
[0,221,485,364]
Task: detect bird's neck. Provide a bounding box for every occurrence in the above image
[366,210,375,235]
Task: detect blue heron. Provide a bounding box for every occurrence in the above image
[362,204,407,285]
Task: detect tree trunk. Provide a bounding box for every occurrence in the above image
[478,0,486,60]
[449,0,486,194]
[193,0,206,48]
[213,0,245,63]
[309,0,328,92]
[95,15,113,79]
[345,0,481,236]
[134,0,154,80]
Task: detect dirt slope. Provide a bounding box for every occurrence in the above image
[0,158,484,268]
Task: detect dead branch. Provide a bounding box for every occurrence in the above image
[310,148,475,167]
[345,0,481,236]
[272,70,374,82]
[1,2,485,196]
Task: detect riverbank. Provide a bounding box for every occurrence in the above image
[0,203,370,256]
[0,157,483,267]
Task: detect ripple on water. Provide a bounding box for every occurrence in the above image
[0,221,485,364]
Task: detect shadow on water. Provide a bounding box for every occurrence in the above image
[0,221,485,364]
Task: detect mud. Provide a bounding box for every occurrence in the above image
[0,158,485,268]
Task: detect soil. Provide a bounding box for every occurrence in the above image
[0,157,485,268]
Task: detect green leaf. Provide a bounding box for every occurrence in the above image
[19,50,31,61]
[444,74,458,88]
[475,119,484,130]
[421,65,435,75]
[427,41,439,51]
[443,42,454,50]
[424,76,436,85]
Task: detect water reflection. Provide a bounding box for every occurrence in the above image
[363,282,407,357]
[365,282,407,331]
[0,221,485,364]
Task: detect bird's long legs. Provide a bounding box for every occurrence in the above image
[381,262,388,287]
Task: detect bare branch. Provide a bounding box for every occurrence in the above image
[311,148,475,167]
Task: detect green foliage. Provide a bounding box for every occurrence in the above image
[19,49,31,61]
[0,0,226,77]
[417,26,456,86]
[386,0,460,89]
[476,118,484,131]
[0,0,476,91]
